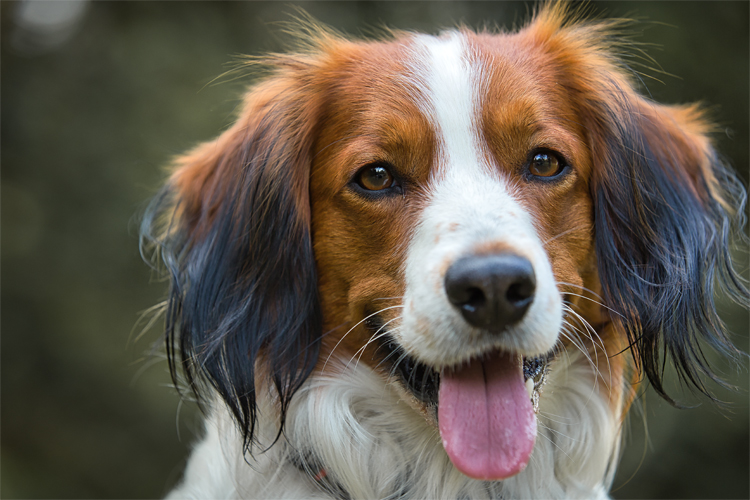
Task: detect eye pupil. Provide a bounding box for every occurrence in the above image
[359,164,394,191]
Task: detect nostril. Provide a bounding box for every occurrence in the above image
[463,287,486,313]
[507,280,534,306]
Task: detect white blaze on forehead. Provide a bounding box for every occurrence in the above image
[409,32,485,175]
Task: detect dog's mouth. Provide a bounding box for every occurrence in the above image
[369,314,554,481]
[375,335,552,408]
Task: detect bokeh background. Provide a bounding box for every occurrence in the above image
[2,1,748,498]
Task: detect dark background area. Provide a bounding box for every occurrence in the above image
[2,1,748,498]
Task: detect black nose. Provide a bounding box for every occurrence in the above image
[444,254,536,331]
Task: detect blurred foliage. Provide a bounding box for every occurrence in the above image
[1,1,747,498]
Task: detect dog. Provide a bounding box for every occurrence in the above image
[142,3,748,498]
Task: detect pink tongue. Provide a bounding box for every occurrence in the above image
[438,351,536,480]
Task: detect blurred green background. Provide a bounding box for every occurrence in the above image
[2,1,748,498]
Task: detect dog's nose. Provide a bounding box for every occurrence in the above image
[444,254,536,331]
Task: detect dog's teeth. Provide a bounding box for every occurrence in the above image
[525,377,535,400]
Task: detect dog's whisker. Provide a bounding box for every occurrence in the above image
[558,322,588,358]
[559,324,601,382]
[537,419,577,443]
[557,329,607,414]
[561,310,614,409]
[372,333,406,373]
[563,305,613,392]
[563,324,604,391]
[558,288,625,320]
[537,411,576,425]
[387,350,412,383]
[323,305,405,372]
[543,226,585,245]
[555,281,605,301]
[535,423,574,461]
[562,304,603,357]
[348,316,402,371]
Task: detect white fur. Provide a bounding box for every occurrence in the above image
[168,352,619,499]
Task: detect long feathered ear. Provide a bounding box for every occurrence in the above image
[582,71,749,404]
[529,4,748,404]
[141,67,323,452]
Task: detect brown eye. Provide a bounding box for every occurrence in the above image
[529,152,564,178]
[357,163,395,191]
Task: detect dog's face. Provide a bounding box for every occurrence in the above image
[309,31,607,478]
[145,4,747,488]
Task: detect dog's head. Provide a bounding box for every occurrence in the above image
[143,3,747,481]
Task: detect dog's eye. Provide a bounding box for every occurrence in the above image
[528,151,565,178]
[357,163,395,191]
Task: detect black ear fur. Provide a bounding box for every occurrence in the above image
[591,92,749,404]
[141,78,322,452]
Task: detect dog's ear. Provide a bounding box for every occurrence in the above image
[587,84,748,403]
[531,2,747,403]
[530,4,748,403]
[141,68,323,451]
